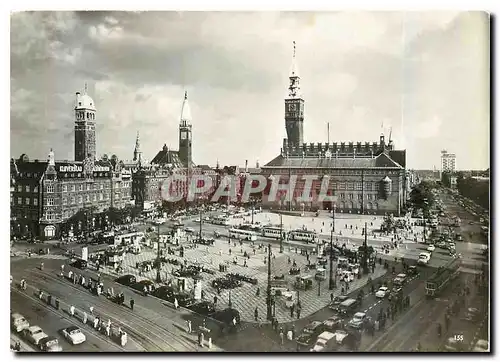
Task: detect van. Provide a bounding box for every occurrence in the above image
[337,298,359,316]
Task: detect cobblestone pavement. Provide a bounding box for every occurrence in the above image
[99,236,385,324]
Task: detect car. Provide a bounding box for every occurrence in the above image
[436,241,447,249]
[388,287,403,302]
[347,312,369,330]
[189,301,216,316]
[375,286,389,298]
[194,218,201,222]
[393,274,407,286]
[184,227,195,233]
[24,325,48,345]
[407,266,419,277]
[132,279,156,293]
[62,326,86,345]
[443,337,465,352]
[70,258,88,269]
[210,308,241,329]
[39,336,63,352]
[472,339,489,352]
[115,274,137,286]
[329,295,349,310]
[427,245,435,252]
[173,292,195,307]
[11,313,29,333]
[296,321,326,346]
[322,315,344,331]
[152,285,176,301]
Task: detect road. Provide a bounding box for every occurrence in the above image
[10,257,222,352]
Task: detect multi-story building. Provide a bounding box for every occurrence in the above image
[260,43,408,216]
[10,87,131,239]
[441,150,457,173]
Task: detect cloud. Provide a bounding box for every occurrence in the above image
[10,11,489,170]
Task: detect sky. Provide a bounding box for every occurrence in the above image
[10,11,490,170]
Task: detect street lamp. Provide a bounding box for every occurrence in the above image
[153,217,162,283]
[266,243,273,321]
[279,212,284,253]
[329,206,336,290]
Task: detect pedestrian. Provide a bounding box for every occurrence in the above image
[70,305,75,317]
[39,290,44,300]
[279,329,284,345]
[254,307,259,322]
[93,316,99,329]
[290,304,295,318]
[213,295,218,305]
[330,293,334,303]
[187,320,192,333]
[296,308,301,319]
[61,264,65,273]
[90,306,94,315]
[174,298,179,309]
[83,312,88,324]
[106,324,111,337]
[256,287,260,296]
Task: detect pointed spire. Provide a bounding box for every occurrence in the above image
[290,41,300,78]
[180,90,192,123]
[287,41,301,99]
[133,131,142,162]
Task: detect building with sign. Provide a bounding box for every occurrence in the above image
[10,87,132,239]
[260,43,408,216]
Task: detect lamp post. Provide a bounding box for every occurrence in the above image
[279,212,284,253]
[155,218,162,283]
[266,243,273,321]
[329,206,335,290]
[362,222,369,275]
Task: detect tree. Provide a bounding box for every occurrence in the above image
[441,171,452,188]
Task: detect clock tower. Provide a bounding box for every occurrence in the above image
[285,41,304,146]
[179,91,193,167]
[74,84,96,162]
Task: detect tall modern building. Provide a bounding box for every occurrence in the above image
[261,42,408,216]
[441,150,456,173]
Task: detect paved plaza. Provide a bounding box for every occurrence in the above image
[98,233,386,323]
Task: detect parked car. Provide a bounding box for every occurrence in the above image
[329,295,349,310]
[62,326,86,345]
[375,286,389,298]
[24,326,48,346]
[39,336,63,352]
[184,227,195,233]
[472,339,489,352]
[11,313,29,333]
[297,321,326,346]
[347,312,369,330]
[70,259,88,269]
[427,245,435,252]
[189,301,216,316]
[152,286,176,301]
[393,274,407,286]
[131,279,156,293]
[211,308,241,331]
[322,315,344,331]
[173,292,195,307]
[115,274,137,286]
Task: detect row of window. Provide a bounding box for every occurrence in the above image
[12,196,38,206]
[45,182,131,193]
[338,193,377,200]
[16,185,39,193]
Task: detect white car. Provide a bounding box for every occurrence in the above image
[473,339,489,352]
[11,313,29,333]
[62,326,86,345]
[427,245,435,252]
[24,325,48,345]
[375,286,389,298]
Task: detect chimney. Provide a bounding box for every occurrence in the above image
[256,159,260,168]
[245,160,248,173]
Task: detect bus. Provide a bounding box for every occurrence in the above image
[289,229,318,243]
[229,228,257,241]
[211,216,230,226]
[425,259,460,297]
[262,226,287,240]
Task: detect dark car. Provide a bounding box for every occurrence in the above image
[70,259,88,269]
[189,301,216,316]
[152,286,176,301]
[329,295,349,310]
[211,308,241,331]
[322,315,344,331]
[296,321,326,346]
[407,266,419,277]
[173,292,195,307]
[388,287,403,302]
[115,274,137,286]
[132,279,156,293]
[39,336,62,352]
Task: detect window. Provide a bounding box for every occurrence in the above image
[93,194,97,201]
[355,182,362,191]
[348,193,354,200]
[27,173,31,178]
[357,194,363,200]
[47,185,54,193]
[87,184,91,191]
[47,198,54,206]
[62,198,67,205]
[71,196,75,204]
[79,184,84,191]
[34,186,38,192]
[100,184,104,190]
[94,184,98,190]
[78,195,83,204]
[25,197,30,205]
[25,185,30,192]
[365,182,372,191]
[338,182,346,190]
[339,193,345,200]
[99,193,103,201]
[47,211,54,221]
[374,182,379,191]
[17,197,22,204]
[17,185,22,192]
[33,198,38,206]
[347,182,354,190]
[85,195,90,202]
[10,195,13,204]
[62,185,67,192]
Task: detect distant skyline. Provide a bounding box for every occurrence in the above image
[11,11,490,169]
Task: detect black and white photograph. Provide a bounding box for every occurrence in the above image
[9,10,490,353]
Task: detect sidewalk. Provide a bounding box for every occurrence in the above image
[10,333,35,352]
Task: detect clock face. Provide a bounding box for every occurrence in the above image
[288,103,296,112]
[181,131,188,140]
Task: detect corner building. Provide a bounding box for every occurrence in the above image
[261,43,409,216]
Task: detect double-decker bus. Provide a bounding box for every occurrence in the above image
[289,229,318,243]
[262,226,287,240]
[229,228,257,241]
[425,259,460,297]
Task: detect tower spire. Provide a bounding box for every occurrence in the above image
[133,131,142,163]
[288,41,301,98]
[180,90,192,124]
